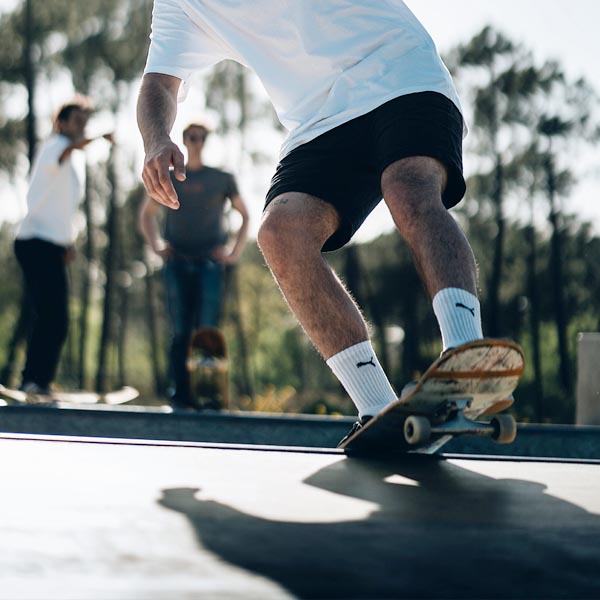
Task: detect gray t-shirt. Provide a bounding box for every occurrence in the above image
[164,166,238,259]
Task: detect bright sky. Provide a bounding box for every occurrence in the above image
[1,0,599,240]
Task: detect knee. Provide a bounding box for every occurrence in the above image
[258,210,320,272]
[382,157,447,231]
[256,210,283,258]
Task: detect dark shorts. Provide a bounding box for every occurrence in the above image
[265,91,466,252]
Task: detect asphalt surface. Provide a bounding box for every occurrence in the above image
[1,433,599,599]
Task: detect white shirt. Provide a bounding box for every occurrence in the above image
[144,0,465,159]
[16,134,85,247]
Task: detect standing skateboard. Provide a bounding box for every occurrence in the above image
[0,385,139,407]
[188,327,229,410]
[340,339,525,455]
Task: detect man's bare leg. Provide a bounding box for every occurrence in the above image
[381,156,483,350]
[258,193,367,359]
[258,193,397,417]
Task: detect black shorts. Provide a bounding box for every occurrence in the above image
[265,91,466,252]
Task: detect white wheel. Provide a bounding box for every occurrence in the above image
[491,414,517,444]
[404,416,431,445]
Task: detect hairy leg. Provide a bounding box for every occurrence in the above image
[381,156,478,298]
[258,193,368,359]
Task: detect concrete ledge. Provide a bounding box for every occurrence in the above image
[0,405,352,448]
[2,404,600,459]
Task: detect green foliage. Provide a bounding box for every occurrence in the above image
[0,10,599,422]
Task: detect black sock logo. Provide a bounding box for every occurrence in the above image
[456,302,475,316]
[356,357,376,369]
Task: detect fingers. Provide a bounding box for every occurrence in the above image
[210,245,226,260]
[172,149,186,182]
[142,143,184,209]
[157,245,174,260]
[214,253,238,265]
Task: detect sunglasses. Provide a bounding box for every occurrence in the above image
[188,133,207,142]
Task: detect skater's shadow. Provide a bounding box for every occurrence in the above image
[158,456,600,599]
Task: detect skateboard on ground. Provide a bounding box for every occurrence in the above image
[0,385,139,407]
[340,339,525,456]
[188,327,229,410]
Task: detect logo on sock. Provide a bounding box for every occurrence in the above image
[356,357,376,369]
[456,302,475,317]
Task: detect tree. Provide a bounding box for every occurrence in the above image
[57,0,152,390]
[450,27,546,336]
[527,66,599,397]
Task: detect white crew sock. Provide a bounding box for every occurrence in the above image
[432,287,484,351]
[326,341,397,418]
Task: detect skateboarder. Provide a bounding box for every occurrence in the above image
[137,1,486,428]
[14,97,113,395]
[139,123,248,408]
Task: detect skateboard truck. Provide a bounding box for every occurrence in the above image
[403,397,517,446]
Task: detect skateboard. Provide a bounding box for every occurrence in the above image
[187,327,229,410]
[340,339,525,455]
[0,384,139,407]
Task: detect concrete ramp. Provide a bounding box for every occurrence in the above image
[1,434,599,599]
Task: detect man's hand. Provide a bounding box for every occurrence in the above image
[137,73,184,210]
[142,138,186,210]
[154,240,174,261]
[211,245,240,265]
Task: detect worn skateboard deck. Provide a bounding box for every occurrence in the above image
[340,339,525,456]
[0,385,139,407]
[188,327,229,410]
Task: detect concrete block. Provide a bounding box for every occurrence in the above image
[576,332,600,425]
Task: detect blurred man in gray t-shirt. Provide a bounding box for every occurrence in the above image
[140,123,249,408]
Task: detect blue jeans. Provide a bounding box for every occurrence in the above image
[164,256,224,402]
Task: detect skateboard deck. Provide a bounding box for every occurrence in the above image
[0,385,139,407]
[188,327,229,410]
[340,339,525,456]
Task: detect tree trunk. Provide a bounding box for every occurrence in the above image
[116,201,131,388]
[399,270,422,388]
[525,223,544,421]
[117,280,129,388]
[0,291,30,387]
[486,156,504,336]
[144,267,165,395]
[77,166,94,389]
[24,0,36,165]
[61,287,77,384]
[225,265,253,397]
[546,156,571,394]
[344,245,390,376]
[1,0,38,386]
[95,152,119,392]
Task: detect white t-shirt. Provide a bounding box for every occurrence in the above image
[144,0,465,159]
[16,134,85,247]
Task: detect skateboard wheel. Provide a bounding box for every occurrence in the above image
[404,416,431,445]
[491,414,517,444]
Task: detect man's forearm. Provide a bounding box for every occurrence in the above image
[137,73,186,209]
[137,73,180,150]
[58,136,105,164]
[229,197,250,260]
[139,207,163,253]
[231,216,249,258]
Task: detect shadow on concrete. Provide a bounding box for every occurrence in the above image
[158,456,600,599]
